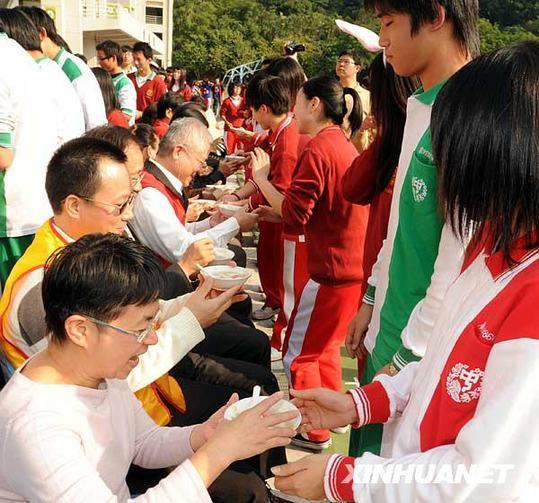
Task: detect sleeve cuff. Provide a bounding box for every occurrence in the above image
[392,346,421,371]
[324,454,355,502]
[362,285,375,306]
[247,179,259,191]
[347,381,390,428]
[0,132,13,149]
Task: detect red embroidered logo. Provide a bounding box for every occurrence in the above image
[475,322,495,342]
[446,363,484,403]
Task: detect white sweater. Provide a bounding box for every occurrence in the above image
[0,371,211,502]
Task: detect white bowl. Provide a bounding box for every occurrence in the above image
[224,396,302,430]
[217,203,244,217]
[210,247,235,266]
[200,265,252,290]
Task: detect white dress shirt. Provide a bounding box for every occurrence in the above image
[132,159,240,264]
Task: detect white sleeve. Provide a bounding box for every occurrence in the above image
[394,224,465,368]
[125,299,205,392]
[350,340,539,503]
[132,188,239,262]
[187,216,240,247]
[117,79,136,121]
[0,75,15,149]
[4,406,211,503]
[72,74,107,130]
[367,236,388,290]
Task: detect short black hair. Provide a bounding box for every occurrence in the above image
[132,124,159,151]
[96,39,122,65]
[121,44,132,53]
[266,56,306,104]
[75,53,87,64]
[0,8,41,52]
[46,137,127,213]
[366,0,480,57]
[227,80,242,97]
[245,71,291,115]
[338,49,362,66]
[85,124,139,153]
[15,6,64,48]
[132,41,153,59]
[171,102,209,128]
[156,92,184,119]
[43,233,165,344]
[432,40,539,262]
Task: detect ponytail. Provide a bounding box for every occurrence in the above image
[343,87,363,138]
[302,76,362,136]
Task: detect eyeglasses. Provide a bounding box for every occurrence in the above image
[81,192,136,216]
[337,59,357,66]
[84,311,160,343]
[98,55,112,62]
[182,146,207,169]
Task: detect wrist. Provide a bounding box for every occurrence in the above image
[189,424,206,452]
[229,192,241,201]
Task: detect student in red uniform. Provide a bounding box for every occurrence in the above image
[219,81,246,154]
[251,76,368,450]
[128,41,167,120]
[169,66,192,101]
[92,67,129,128]
[153,92,183,138]
[222,73,303,323]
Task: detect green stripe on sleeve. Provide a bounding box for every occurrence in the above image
[0,132,12,149]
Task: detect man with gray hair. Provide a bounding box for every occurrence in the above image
[131,118,257,276]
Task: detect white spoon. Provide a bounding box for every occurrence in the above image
[249,385,261,408]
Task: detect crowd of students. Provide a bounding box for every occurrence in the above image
[0,0,538,501]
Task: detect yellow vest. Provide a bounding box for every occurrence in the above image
[0,220,185,425]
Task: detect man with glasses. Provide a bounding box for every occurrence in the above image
[131,117,258,276]
[336,49,371,119]
[96,40,137,126]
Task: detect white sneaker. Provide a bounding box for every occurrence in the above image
[271,347,283,362]
[252,305,279,320]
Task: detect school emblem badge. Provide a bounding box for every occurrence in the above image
[146,89,154,98]
[412,177,427,202]
[446,363,484,403]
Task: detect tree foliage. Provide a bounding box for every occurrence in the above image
[172,0,538,78]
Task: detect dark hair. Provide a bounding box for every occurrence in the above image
[85,124,139,154]
[139,102,158,125]
[121,44,132,53]
[227,80,242,97]
[432,41,539,262]
[156,92,183,119]
[266,56,306,104]
[245,72,291,115]
[171,102,209,128]
[15,6,64,48]
[46,137,127,213]
[132,124,159,151]
[75,53,87,64]
[96,39,122,65]
[369,53,419,193]
[91,67,118,115]
[366,0,480,58]
[43,233,165,344]
[132,41,153,59]
[302,75,363,137]
[338,49,362,66]
[0,8,41,52]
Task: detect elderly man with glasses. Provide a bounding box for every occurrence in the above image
[131,117,258,277]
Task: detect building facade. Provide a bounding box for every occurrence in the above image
[2,0,173,67]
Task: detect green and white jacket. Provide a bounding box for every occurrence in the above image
[364,82,465,371]
[112,72,136,126]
